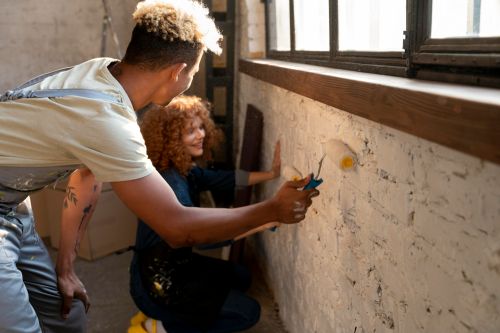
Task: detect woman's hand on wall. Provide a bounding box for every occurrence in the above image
[247,140,281,185]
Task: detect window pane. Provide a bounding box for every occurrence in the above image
[338,0,406,52]
[431,0,500,38]
[268,0,291,51]
[293,0,329,51]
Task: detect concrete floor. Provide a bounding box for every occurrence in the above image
[48,244,288,333]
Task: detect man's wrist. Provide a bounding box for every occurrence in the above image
[264,196,280,222]
[56,255,77,275]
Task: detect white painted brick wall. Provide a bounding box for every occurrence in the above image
[237,68,500,332]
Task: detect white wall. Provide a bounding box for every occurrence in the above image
[0,0,139,92]
[237,1,500,333]
[0,0,206,97]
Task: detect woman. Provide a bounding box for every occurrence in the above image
[129,95,281,333]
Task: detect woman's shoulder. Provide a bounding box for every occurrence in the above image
[160,168,189,190]
[159,168,194,205]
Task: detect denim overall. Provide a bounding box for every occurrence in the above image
[0,68,118,333]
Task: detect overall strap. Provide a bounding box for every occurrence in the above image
[0,66,120,104]
[14,66,73,90]
[0,89,119,104]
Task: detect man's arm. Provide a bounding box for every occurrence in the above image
[111,169,318,248]
[56,168,102,319]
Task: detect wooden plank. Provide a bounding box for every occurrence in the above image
[239,59,500,164]
[230,105,264,263]
[413,53,500,67]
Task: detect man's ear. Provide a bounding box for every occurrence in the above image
[170,63,188,81]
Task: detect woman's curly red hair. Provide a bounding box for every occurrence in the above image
[140,95,223,176]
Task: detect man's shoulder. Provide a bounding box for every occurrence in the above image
[72,57,117,71]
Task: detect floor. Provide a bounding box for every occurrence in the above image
[48,244,288,333]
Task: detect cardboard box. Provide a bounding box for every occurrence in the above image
[30,190,51,238]
[45,182,137,261]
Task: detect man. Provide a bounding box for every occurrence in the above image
[0,1,319,332]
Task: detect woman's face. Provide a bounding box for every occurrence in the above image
[182,116,205,157]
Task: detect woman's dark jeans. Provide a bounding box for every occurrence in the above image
[130,255,260,333]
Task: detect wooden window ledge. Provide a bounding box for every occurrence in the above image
[239,59,500,164]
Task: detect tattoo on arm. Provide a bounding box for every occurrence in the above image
[63,186,78,208]
[75,204,93,252]
[78,204,93,231]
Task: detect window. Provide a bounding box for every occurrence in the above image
[431,0,500,38]
[294,0,330,51]
[338,0,405,52]
[265,0,500,87]
[267,0,291,51]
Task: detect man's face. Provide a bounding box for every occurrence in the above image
[152,51,204,107]
[176,53,201,96]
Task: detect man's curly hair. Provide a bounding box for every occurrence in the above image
[123,0,222,70]
[141,95,223,175]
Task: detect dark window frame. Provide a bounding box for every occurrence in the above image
[203,0,236,165]
[264,0,500,87]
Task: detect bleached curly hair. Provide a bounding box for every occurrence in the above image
[123,0,222,70]
[133,0,222,55]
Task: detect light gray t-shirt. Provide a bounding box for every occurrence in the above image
[0,57,154,183]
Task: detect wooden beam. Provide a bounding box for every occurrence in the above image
[239,59,500,164]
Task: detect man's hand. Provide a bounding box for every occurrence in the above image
[57,268,90,319]
[272,175,319,224]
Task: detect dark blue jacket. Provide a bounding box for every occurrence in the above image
[134,166,235,252]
